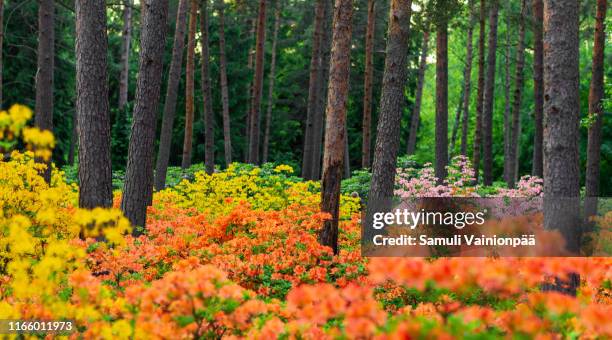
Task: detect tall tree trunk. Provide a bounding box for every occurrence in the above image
[449,82,464,160]
[502,6,512,185]
[482,0,498,186]
[472,0,486,182]
[201,0,215,175]
[584,0,607,219]
[531,0,544,177]
[121,0,169,229]
[118,0,133,110]
[361,0,375,168]
[461,1,475,156]
[247,0,266,164]
[154,0,189,190]
[542,0,581,252]
[435,18,449,182]
[245,17,256,159]
[302,0,326,179]
[35,0,55,183]
[0,0,4,106]
[507,0,526,188]
[364,0,412,243]
[320,0,354,255]
[217,0,232,167]
[407,30,429,155]
[75,0,112,208]
[182,0,197,169]
[263,0,281,164]
[311,0,333,180]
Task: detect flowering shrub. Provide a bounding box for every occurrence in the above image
[0,106,610,338]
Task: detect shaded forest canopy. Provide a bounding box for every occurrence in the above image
[1,0,610,194]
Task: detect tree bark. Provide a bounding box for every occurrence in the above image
[449,81,464,160]
[584,0,607,219]
[217,0,232,167]
[435,19,449,182]
[0,0,3,106]
[182,0,197,169]
[507,0,526,188]
[247,0,266,164]
[482,0,498,186]
[311,0,333,180]
[407,30,429,155]
[320,0,354,255]
[532,0,544,177]
[472,0,486,182]
[542,0,581,252]
[201,0,215,175]
[461,2,475,156]
[122,0,169,229]
[361,0,375,168]
[154,0,189,190]
[118,0,133,109]
[35,0,55,182]
[364,0,412,243]
[502,6,512,186]
[263,0,281,164]
[75,0,112,209]
[302,0,326,179]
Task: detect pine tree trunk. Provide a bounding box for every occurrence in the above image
[320,0,354,255]
[542,0,581,252]
[311,0,333,180]
[507,0,526,188]
[75,0,112,209]
[247,0,266,164]
[361,0,375,168]
[263,0,281,164]
[35,0,55,183]
[217,0,232,167]
[364,0,412,243]
[461,2,475,157]
[482,0,498,186]
[121,0,169,229]
[449,82,464,160]
[502,7,512,186]
[584,0,607,219]
[118,0,133,110]
[182,0,197,169]
[435,20,449,182]
[0,0,3,106]
[302,0,326,179]
[407,30,429,155]
[154,0,189,190]
[472,0,486,182]
[531,0,544,177]
[201,0,215,175]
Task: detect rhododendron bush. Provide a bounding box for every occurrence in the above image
[0,106,611,339]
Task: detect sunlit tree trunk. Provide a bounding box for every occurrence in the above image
[122,0,169,229]
[154,0,189,189]
[263,0,281,164]
[435,15,449,182]
[461,0,475,156]
[118,0,133,110]
[201,0,215,175]
[75,0,112,209]
[181,0,197,169]
[584,0,607,220]
[217,0,232,167]
[482,0,498,186]
[35,0,55,182]
[247,0,266,164]
[320,0,354,255]
[407,30,429,155]
[361,0,375,168]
